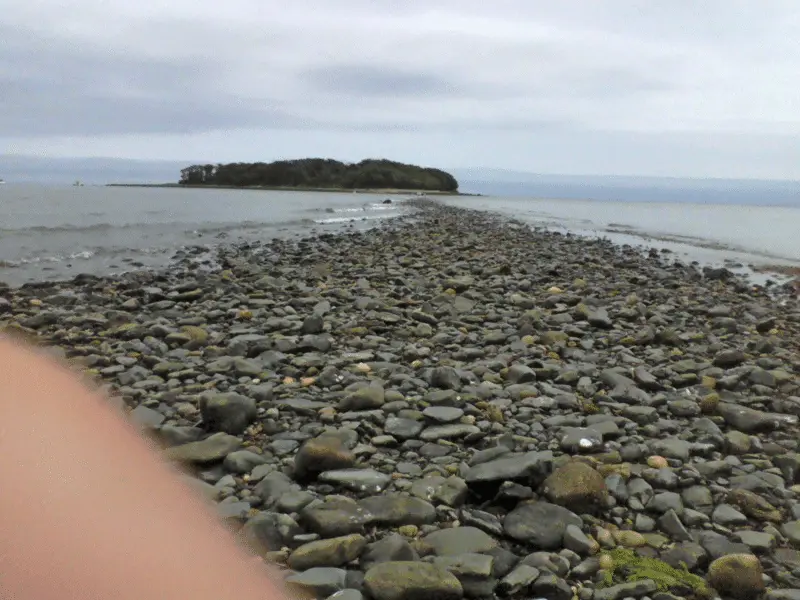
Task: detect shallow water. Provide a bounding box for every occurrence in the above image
[443,195,800,285]
[0,185,406,286]
[1,183,798,288]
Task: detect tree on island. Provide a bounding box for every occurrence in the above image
[178,158,458,192]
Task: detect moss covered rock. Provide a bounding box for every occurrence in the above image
[707,553,765,600]
[180,325,209,349]
[364,561,463,600]
[542,461,607,511]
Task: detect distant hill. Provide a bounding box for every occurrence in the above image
[178,158,459,192]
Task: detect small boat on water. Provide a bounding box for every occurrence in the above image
[0,179,5,185]
[73,180,84,187]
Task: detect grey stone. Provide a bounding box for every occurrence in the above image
[420,423,481,441]
[223,450,269,474]
[497,565,540,596]
[359,494,437,527]
[198,392,257,435]
[384,417,425,440]
[286,567,348,598]
[361,533,419,571]
[712,504,748,527]
[464,451,553,486]
[563,524,596,555]
[318,469,392,493]
[504,502,582,549]
[423,406,465,423]
[163,432,242,464]
[301,498,371,537]
[594,579,658,600]
[560,427,603,453]
[422,527,498,556]
[364,562,463,600]
[431,367,462,390]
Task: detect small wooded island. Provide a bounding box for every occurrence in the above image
[178,158,459,192]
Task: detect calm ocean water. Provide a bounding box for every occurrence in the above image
[448,180,800,286]
[0,185,405,286]
[0,181,798,287]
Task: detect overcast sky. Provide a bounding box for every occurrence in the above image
[2,1,800,179]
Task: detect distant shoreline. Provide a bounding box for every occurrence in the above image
[105,183,480,196]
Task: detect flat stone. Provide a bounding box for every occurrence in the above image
[318,469,392,493]
[419,424,480,441]
[594,579,658,600]
[504,502,582,549]
[364,562,463,600]
[464,451,552,485]
[286,567,348,598]
[384,417,424,440]
[287,534,367,571]
[163,432,242,464]
[422,527,498,556]
[359,494,437,527]
[423,406,465,423]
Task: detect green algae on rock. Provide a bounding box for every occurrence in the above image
[599,548,713,599]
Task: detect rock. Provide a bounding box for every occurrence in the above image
[594,579,658,600]
[713,349,747,368]
[385,417,425,439]
[364,562,463,600]
[587,307,613,329]
[430,553,495,598]
[302,313,325,334]
[294,434,356,480]
[253,471,300,507]
[560,427,604,453]
[542,461,607,510]
[358,494,437,527]
[431,367,462,390]
[563,524,597,555]
[301,498,371,537]
[423,406,465,423]
[287,533,367,570]
[712,504,747,527]
[504,502,582,548]
[286,567,348,598]
[506,364,536,384]
[707,553,765,599]
[198,392,257,435]
[531,571,572,600]
[727,488,783,522]
[649,439,691,461]
[717,402,781,433]
[238,511,302,556]
[340,385,386,411]
[464,451,552,487]
[497,565,540,596]
[361,533,419,571]
[163,432,242,464]
[422,527,498,556]
[223,450,269,474]
[419,424,480,441]
[782,521,800,547]
[318,469,392,493]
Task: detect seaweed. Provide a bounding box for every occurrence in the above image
[599,548,712,600]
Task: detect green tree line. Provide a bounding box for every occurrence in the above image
[178,158,459,192]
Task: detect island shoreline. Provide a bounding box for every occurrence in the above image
[105,183,479,196]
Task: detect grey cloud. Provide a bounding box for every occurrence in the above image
[0,24,308,136]
[302,64,463,98]
[1,0,799,179]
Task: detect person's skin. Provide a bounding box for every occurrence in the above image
[0,337,291,600]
